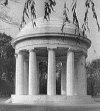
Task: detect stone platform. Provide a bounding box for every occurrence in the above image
[11,95,94,105]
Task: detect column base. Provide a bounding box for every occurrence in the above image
[11,95,94,105]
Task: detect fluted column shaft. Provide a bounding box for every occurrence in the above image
[15,51,24,95]
[77,55,87,95]
[24,59,29,95]
[66,50,74,96]
[47,49,56,95]
[29,49,39,95]
[15,54,18,95]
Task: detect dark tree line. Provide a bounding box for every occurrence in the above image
[0,33,15,97]
[86,59,100,96]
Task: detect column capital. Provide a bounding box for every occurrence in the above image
[67,48,75,53]
[47,46,57,50]
[29,48,36,52]
[47,48,56,51]
[68,48,87,58]
[17,50,27,56]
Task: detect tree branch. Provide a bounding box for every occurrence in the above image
[44,0,56,21]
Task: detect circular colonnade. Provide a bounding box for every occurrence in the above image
[11,17,93,105]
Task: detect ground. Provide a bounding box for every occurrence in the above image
[0,98,100,111]
[0,104,100,111]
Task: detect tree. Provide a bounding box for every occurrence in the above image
[39,61,47,94]
[0,33,15,96]
[86,59,100,96]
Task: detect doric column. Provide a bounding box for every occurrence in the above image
[15,51,24,95]
[47,48,56,95]
[29,49,39,95]
[61,62,66,95]
[77,54,87,95]
[74,59,79,95]
[66,49,75,96]
[23,59,29,95]
[15,53,18,95]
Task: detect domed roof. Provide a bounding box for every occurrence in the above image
[12,16,91,50]
[16,16,85,39]
[12,16,91,49]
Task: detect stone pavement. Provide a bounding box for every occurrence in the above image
[0,103,100,111]
[0,98,100,111]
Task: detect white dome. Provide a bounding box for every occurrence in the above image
[12,16,91,49]
[16,16,84,38]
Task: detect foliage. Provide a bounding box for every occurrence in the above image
[61,2,70,32]
[71,0,79,30]
[39,61,61,94]
[39,61,47,94]
[61,0,79,33]
[0,33,15,96]
[20,0,36,30]
[19,0,56,28]
[86,59,100,96]
[44,0,56,21]
[3,0,8,6]
[82,0,100,36]
[60,0,100,36]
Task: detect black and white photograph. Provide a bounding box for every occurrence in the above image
[0,0,100,110]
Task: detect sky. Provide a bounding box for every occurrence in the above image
[0,0,100,62]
